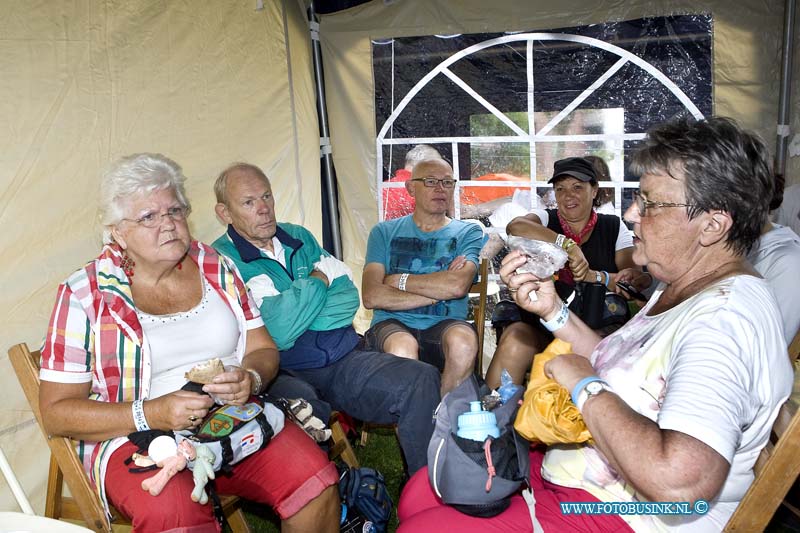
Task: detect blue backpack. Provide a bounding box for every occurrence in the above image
[338,465,393,532]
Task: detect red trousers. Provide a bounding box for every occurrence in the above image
[105,423,338,533]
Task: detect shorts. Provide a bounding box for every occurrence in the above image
[105,422,338,532]
[364,318,474,371]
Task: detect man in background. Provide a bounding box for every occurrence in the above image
[383,144,445,219]
[772,182,800,236]
[363,158,483,395]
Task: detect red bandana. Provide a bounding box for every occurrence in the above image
[556,209,598,286]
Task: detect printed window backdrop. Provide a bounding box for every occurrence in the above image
[372,15,713,223]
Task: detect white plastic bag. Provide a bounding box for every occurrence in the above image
[507,236,568,278]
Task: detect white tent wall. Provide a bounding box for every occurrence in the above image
[1,0,796,519]
[318,0,799,331]
[0,0,320,513]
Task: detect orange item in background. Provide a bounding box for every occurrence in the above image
[382,168,415,219]
[459,173,531,205]
[513,338,593,445]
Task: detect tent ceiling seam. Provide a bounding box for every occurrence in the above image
[0,418,37,438]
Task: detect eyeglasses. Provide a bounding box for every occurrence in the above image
[411,177,457,189]
[633,191,694,217]
[123,206,190,228]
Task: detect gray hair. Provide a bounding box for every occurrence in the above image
[100,153,190,244]
[405,144,443,169]
[214,162,270,205]
[630,116,773,256]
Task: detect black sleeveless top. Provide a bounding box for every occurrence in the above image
[545,208,620,273]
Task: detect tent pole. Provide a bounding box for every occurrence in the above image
[776,0,796,176]
[0,447,35,515]
[309,1,343,259]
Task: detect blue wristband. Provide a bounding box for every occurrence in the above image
[571,376,603,406]
[602,271,610,287]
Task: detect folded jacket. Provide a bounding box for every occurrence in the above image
[514,338,592,445]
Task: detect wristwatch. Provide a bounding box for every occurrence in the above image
[575,379,613,411]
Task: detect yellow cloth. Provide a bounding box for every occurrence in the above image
[513,338,593,445]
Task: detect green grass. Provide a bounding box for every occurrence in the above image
[240,427,405,532]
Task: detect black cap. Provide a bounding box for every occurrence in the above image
[548,157,597,184]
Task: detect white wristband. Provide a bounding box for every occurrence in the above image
[398,273,409,292]
[132,399,150,431]
[540,302,569,332]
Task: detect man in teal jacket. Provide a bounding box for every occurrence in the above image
[212,162,440,474]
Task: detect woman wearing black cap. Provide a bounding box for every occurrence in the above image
[485,156,648,389]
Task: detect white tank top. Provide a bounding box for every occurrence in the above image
[139,275,240,399]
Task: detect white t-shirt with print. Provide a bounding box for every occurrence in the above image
[542,275,791,532]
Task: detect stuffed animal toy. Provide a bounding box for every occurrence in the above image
[141,437,194,496]
[138,435,218,505]
[189,443,216,504]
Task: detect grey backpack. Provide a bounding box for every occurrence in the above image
[427,375,530,517]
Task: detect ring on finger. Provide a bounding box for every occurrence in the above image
[508,287,518,293]
[188,415,199,422]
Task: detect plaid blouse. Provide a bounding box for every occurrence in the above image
[40,240,263,511]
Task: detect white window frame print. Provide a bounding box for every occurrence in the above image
[374,32,706,222]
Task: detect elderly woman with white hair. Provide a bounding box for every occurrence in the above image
[39,153,340,532]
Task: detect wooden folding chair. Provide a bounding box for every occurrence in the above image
[328,412,359,468]
[8,343,251,533]
[469,258,490,376]
[723,363,800,531]
[789,327,800,363]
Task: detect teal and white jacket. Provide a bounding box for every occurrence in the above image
[213,223,360,369]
